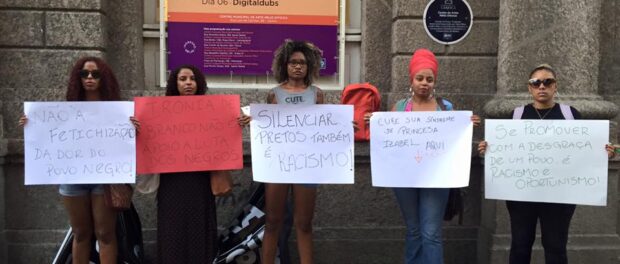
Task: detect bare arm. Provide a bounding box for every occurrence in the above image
[471,115,481,126]
[18,115,28,127]
[606,144,616,159]
[129,116,141,133]
[316,87,325,104]
[237,114,251,126]
[266,89,277,104]
[478,141,487,156]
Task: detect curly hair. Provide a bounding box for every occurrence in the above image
[165,65,208,96]
[272,40,323,86]
[66,57,120,101]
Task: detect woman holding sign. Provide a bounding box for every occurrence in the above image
[239,40,324,264]
[154,64,230,263]
[478,64,616,264]
[364,48,480,264]
[20,57,122,264]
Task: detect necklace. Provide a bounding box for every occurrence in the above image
[534,105,554,119]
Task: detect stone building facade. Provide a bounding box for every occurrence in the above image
[1,0,619,263]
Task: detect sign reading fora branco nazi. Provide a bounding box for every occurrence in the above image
[134,95,243,174]
[423,0,473,45]
[23,102,136,185]
[370,111,474,188]
[484,120,609,206]
[250,104,354,184]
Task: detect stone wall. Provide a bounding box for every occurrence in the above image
[0,1,147,262]
[0,1,105,262]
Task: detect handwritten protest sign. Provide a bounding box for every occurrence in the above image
[370,111,473,187]
[24,102,136,185]
[485,120,609,206]
[135,95,242,174]
[250,104,354,184]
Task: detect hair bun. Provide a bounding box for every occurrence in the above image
[536,63,553,70]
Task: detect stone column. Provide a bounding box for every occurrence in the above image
[484,0,617,117]
[481,1,620,263]
[362,0,392,104]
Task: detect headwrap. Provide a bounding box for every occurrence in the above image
[409,48,438,79]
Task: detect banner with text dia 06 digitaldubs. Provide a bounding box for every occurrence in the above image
[166,0,339,76]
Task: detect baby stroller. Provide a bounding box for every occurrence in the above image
[52,203,145,264]
[215,184,288,264]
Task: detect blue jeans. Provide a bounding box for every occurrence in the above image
[58,184,104,196]
[393,188,449,264]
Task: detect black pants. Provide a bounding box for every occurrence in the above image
[506,201,576,264]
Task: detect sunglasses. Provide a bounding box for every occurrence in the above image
[528,78,556,87]
[287,60,307,67]
[79,70,101,79]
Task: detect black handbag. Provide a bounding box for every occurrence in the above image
[443,188,464,224]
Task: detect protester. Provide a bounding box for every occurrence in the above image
[20,57,123,264]
[478,64,616,264]
[365,48,480,264]
[239,40,324,264]
[155,65,224,263]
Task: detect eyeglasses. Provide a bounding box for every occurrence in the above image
[287,60,307,67]
[79,70,101,79]
[528,78,556,87]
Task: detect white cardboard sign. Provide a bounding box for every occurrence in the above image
[484,119,609,206]
[250,104,354,184]
[370,111,473,187]
[24,102,136,185]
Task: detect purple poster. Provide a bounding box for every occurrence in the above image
[168,23,338,76]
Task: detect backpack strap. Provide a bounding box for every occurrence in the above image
[559,104,574,120]
[395,99,409,111]
[315,86,324,104]
[512,106,525,120]
[402,97,451,111]
[435,97,447,111]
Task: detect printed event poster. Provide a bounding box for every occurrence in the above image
[166,0,338,75]
[23,102,136,185]
[484,120,609,206]
[250,104,354,184]
[135,95,243,174]
[370,111,473,188]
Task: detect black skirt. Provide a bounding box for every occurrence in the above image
[157,171,217,264]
